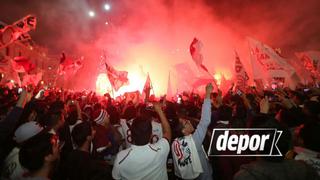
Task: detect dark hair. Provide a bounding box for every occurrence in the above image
[299,122,320,152]
[217,105,232,121]
[107,106,120,125]
[71,121,92,147]
[303,100,320,117]
[42,111,63,128]
[49,100,65,114]
[66,109,78,126]
[19,133,54,172]
[131,115,152,145]
[123,106,137,120]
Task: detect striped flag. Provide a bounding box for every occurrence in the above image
[234,51,249,90]
[105,63,129,91]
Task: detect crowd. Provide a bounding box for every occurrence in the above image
[0,82,319,180]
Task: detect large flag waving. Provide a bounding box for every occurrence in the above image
[189,38,209,72]
[105,63,129,91]
[234,51,249,90]
[22,72,42,86]
[248,37,295,87]
[295,51,320,79]
[0,15,37,48]
[58,53,83,79]
[12,56,35,73]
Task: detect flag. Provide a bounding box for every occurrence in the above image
[234,51,249,90]
[0,15,37,48]
[174,63,196,91]
[192,78,215,89]
[166,71,173,100]
[143,73,152,102]
[248,37,295,86]
[189,38,209,72]
[12,56,35,73]
[295,51,320,79]
[22,72,42,86]
[219,74,233,95]
[58,53,83,78]
[105,63,129,91]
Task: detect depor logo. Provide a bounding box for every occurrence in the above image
[208,128,283,156]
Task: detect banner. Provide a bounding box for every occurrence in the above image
[295,51,320,79]
[0,15,37,48]
[105,63,129,91]
[248,37,295,86]
[12,56,35,73]
[22,72,42,86]
[234,51,249,90]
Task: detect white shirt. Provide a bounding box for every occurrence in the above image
[112,138,170,180]
[1,147,27,179]
[119,119,163,149]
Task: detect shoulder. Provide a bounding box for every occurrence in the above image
[115,148,133,165]
[152,138,170,153]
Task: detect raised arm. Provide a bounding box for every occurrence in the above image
[154,103,172,142]
[192,83,212,148]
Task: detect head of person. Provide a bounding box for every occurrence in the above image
[298,122,320,152]
[14,121,44,145]
[92,109,109,127]
[72,121,96,149]
[131,114,152,146]
[123,105,137,121]
[19,132,60,175]
[66,108,78,126]
[43,111,65,132]
[302,100,320,119]
[173,115,195,139]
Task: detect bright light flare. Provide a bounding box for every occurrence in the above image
[104,3,111,11]
[96,73,110,95]
[88,11,95,17]
[214,73,222,86]
[95,68,147,97]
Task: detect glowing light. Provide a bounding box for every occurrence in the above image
[10,80,14,83]
[40,81,44,85]
[104,3,111,11]
[214,73,222,86]
[105,21,109,25]
[88,11,95,17]
[96,73,111,96]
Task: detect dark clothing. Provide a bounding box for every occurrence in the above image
[234,159,320,180]
[63,150,112,180]
[0,107,24,166]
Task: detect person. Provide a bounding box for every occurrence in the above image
[294,122,320,175]
[19,132,60,180]
[171,83,213,180]
[112,102,171,180]
[1,121,44,179]
[234,107,320,180]
[0,89,33,166]
[63,121,112,180]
